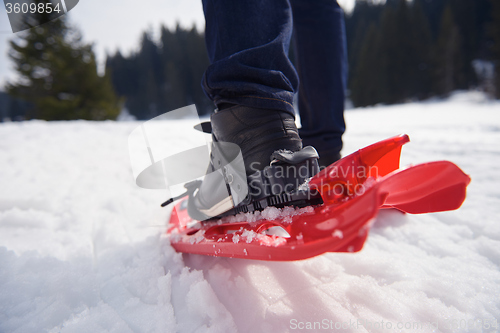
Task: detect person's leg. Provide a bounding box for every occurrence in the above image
[201,0,304,175]
[202,0,298,115]
[290,0,347,167]
[193,0,312,219]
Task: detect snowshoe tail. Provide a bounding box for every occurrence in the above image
[379,161,471,214]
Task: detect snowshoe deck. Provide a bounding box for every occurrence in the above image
[165,134,471,261]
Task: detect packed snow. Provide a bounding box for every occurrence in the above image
[214,205,315,225]
[1,91,500,332]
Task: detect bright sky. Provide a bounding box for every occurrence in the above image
[0,0,355,89]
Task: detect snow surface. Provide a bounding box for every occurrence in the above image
[1,91,500,332]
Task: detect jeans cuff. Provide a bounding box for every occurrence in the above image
[214,94,296,116]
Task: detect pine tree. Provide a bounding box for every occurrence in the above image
[383,0,412,103]
[105,25,210,119]
[346,0,385,92]
[367,1,402,105]
[160,25,188,112]
[451,0,479,89]
[433,4,463,97]
[490,0,500,98]
[349,0,431,106]
[348,0,493,104]
[135,31,162,119]
[159,24,211,115]
[350,22,385,106]
[6,6,120,120]
[411,0,434,99]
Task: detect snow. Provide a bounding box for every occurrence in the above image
[215,205,315,226]
[1,91,500,332]
[332,229,344,239]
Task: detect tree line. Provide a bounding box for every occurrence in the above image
[106,0,498,115]
[105,26,211,119]
[346,0,496,107]
[3,0,500,120]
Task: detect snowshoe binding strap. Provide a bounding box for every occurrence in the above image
[219,147,323,217]
[162,146,322,221]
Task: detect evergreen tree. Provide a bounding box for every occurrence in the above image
[417,0,446,40]
[475,0,493,59]
[160,25,188,112]
[490,0,500,98]
[450,0,477,89]
[106,25,211,119]
[7,6,120,120]
[159,24,211,115]
[411,0,434,99]
[136,31,162,119]
[346,0,493,106]
[105,50,138,101]
[381,0,410,103]
[350,23,385,106]
[346,0,385,88]
[433,4,463,96]
[350,0,428,106]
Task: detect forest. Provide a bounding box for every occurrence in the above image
[106,0,499,118]
[3,0,499,120]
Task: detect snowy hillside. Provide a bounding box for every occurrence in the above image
[1,92,499,333]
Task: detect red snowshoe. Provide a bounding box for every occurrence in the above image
[165,134,470,261]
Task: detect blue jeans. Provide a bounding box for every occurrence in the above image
[202,0,347,160]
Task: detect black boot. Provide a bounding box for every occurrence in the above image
[188,105,321,221]
[212,105,302,174]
